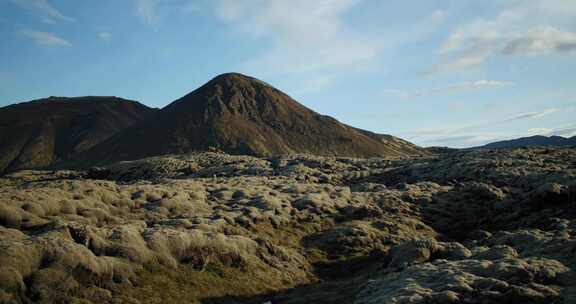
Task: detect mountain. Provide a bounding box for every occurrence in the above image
[0,96,157,172]
[72,73,426,166]
[424,146,459,154]
[475,135,576,149]
[358,131,425,156]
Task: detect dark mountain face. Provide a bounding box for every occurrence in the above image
[476,135,576,149]
[74,73,426,166]
[0,96,157,172]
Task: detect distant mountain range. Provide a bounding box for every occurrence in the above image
[475,135,576,149]
[0,73,426,172]
[0,97,156,172]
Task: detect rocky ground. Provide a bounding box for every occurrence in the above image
[0,147,575,304]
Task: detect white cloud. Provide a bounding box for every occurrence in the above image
[213,1,449,92]
[215,0,382,75]
[527,128,554,135]
[506,108,559,121]
[528,125,576,137]
[405,106,565,147]
[503,26,576,55]
[98,31,112,41]
[10,0,74,23]
[299,75,338,93]
[385,80,513,99]
[134,0,201,27]
[419,125,576,147]
[424,133,508,146]
[555,127,576,137]
[427,10,448,27]
[134,0,159,26]
[433,0,576,72]
[20,30,71,47]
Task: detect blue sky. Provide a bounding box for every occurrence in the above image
[1,0,575,147]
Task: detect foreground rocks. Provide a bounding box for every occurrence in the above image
[0,148,574,303]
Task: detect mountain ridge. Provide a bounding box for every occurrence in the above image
[474,135,576,149]
[67,72,426,167]
[0,96,157,172]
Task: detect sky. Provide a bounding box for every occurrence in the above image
[0,0,575,148]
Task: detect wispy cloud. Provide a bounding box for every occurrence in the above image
[298,74,338,93]
[10,0,74,23]
[555,127,576,137]
[528,124,576,137]
[216,0,381,76]
[133,0,200,27]
[98,31,112,41]
[411,107,561,135]
[20,30,71,47]
[384,80,513,99]
[421,125,576,148]
[428,124,576,147]
[423,133,507,146]
[503,26,576,55]
[406,106,565,147]
[432,0,576,73]
[527,128,554,135]
[213,1,449,91]
[506,108,559,121]
[134,0,159,26]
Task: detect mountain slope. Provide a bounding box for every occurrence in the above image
[74,73,426,165]
[0,96,157,172]
[476,135,576,149]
